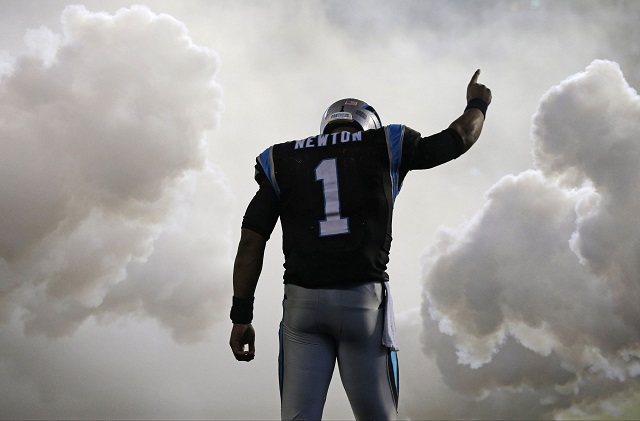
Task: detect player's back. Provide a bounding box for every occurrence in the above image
[261,128,395,287]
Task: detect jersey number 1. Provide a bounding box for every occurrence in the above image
[315,158,349,236]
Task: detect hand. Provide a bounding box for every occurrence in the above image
[467,69,492,105]
[230,323,256,362]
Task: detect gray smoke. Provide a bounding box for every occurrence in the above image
[414,60,640,419]
[3,2,640,420]
[0,5,231,342]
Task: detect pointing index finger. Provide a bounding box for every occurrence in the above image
[470,69,481,85]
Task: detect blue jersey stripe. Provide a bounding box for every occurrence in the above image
[385,124,404,201]
[258,147,280,196]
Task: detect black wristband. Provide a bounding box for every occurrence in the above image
[230,296,254,324]
[465,98,488,117]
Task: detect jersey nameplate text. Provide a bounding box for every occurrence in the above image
[294,131,363,150]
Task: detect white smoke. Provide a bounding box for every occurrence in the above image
[0,5,232,342]
[4,2,640,420]
[413,60,640,419]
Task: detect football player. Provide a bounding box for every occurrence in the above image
[230,70,491,420]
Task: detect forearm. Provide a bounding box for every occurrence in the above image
[448,69,492,153]
[232,228,267,299]
[448,107,485,153]
[230,236,261,359]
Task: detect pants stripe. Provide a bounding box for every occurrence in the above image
[388,349,399,409]
[278,314,285,399]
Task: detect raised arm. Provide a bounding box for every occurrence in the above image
[448,69,492,152]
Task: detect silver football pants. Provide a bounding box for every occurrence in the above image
[279,282,399,420]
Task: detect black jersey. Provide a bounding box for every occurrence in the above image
[242,125,464,288]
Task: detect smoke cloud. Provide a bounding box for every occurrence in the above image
[414,60,640,419]
[0,5,231,342]
[3,2,640,419]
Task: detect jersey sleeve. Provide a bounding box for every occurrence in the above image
[241,160,280,240]
[400,127,465,173]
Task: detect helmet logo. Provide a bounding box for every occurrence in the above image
[329,112,352,120]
